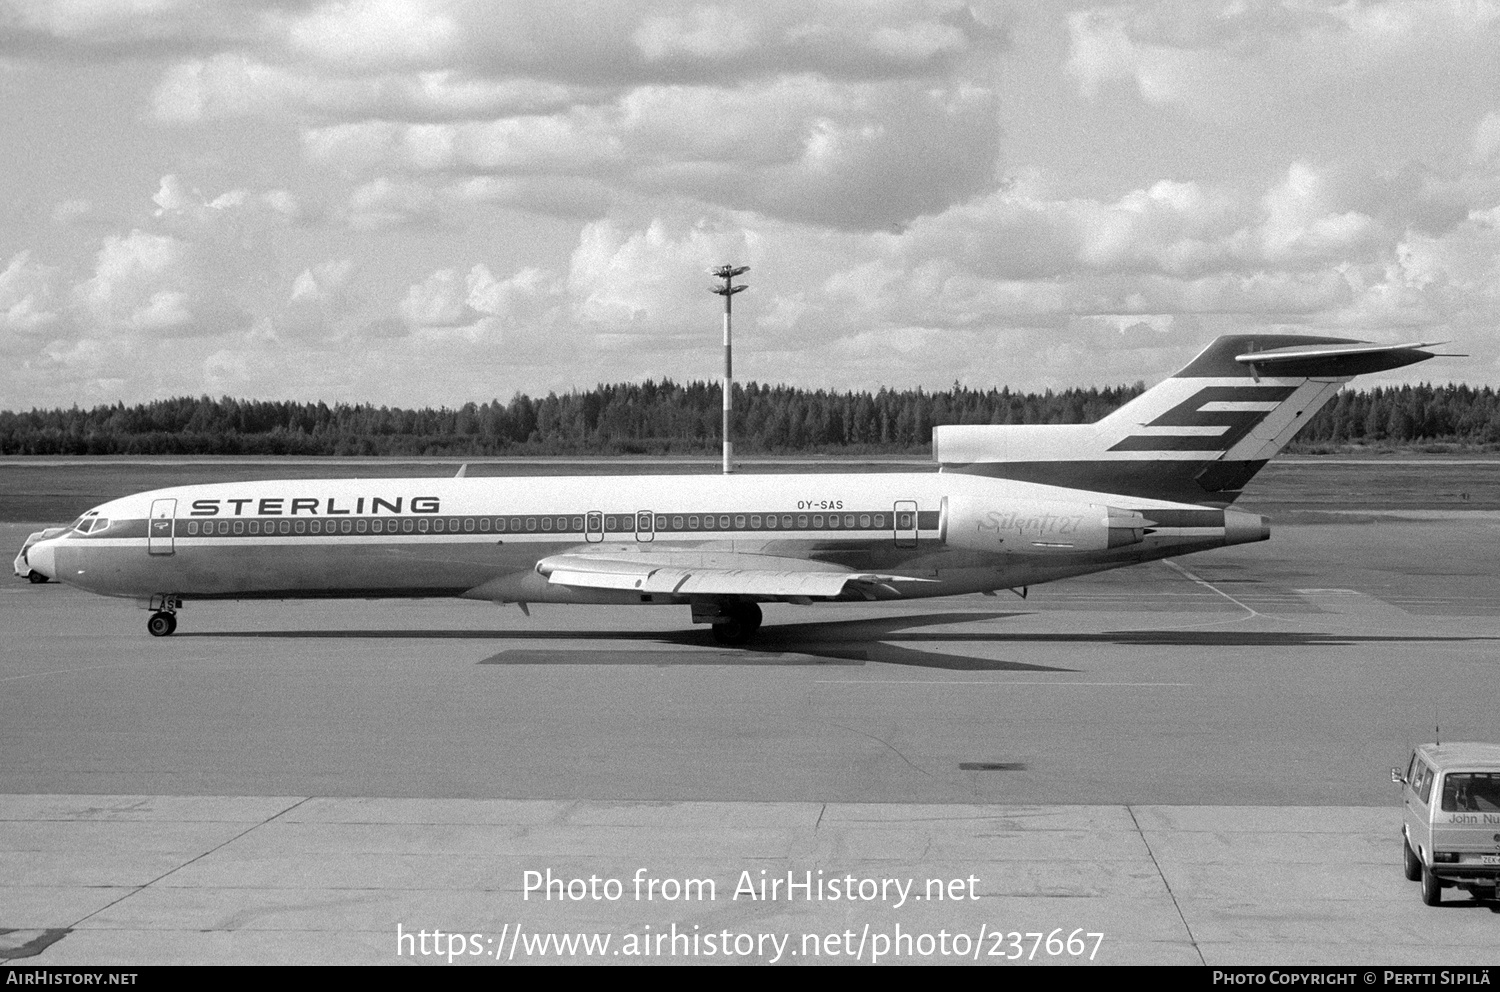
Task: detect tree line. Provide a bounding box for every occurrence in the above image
[1,380,1496,456]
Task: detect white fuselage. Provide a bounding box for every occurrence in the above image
[28,470,1266,606]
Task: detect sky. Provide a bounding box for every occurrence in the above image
[2,0,1499,410]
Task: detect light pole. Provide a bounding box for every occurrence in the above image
[710,264,748,475]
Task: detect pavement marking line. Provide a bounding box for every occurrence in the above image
[1161,560,1261,617]
[64,796,314,931]
[1127,804,1204,967]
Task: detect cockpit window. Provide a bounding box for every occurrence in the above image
[89,518,109,532]
[71,516,109,534]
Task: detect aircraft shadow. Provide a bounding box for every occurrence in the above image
[184,611,1070,672]
[181,610,1499,671]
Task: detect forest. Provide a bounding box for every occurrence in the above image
[2,380,1497,457]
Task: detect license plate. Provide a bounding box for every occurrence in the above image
[1482,854,1500,866]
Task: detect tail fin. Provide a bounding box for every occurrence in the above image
[934,335,1442,504]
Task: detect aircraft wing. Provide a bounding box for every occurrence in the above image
[534,551,937,600]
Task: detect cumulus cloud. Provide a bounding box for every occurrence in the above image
[0,251,62,335]
[73,231,191,331]
[1065,0,1500,116]
[274,260,355,342]
[151,174,305,227]
[304,74,1000,229]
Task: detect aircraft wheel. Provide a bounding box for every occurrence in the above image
[147,612,177,637]
[1403,836,1421,881]
[1420,864,1442,906]
[27,571,47,584]
[711,603,762,645]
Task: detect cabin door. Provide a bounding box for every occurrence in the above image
[893,500,918,549]
[148,498,177,556]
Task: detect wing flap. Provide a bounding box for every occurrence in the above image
[536,552,934,599]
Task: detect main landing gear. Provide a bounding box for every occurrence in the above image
[709,602,762,646]
[147,594,182,637]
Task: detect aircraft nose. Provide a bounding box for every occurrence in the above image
[27,539,57,580]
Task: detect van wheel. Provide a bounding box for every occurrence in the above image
[27,571,48,584]
[1420,864,1442,906]
[1403,837,1421,881]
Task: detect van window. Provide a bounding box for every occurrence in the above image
[1419,763,1436,804]
[1405,752,1418,784]
[1440,772,1500,813]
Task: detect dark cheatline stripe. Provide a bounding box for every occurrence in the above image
[944,459,1267,504]
[1108,434,1239,452]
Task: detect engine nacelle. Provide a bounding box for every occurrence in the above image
[946,497,1148,555]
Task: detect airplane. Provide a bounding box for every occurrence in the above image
[24,334,1441,642]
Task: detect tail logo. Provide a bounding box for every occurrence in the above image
[1108,385,1296,453]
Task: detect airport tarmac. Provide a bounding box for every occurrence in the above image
[3,512,1499,965]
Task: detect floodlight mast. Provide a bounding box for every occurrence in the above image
[710,264,748,475]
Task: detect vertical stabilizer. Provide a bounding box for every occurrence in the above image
[934,335,1441,503]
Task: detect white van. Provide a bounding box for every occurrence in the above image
[1393,742,1500,905]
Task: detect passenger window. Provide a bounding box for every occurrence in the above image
[187,521,198,535]
[1419,764,1436,804]
[465,518,476,532]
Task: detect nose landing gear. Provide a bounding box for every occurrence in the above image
[147,594,182,637]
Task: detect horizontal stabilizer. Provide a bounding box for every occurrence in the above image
[1235,340,1442,378]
